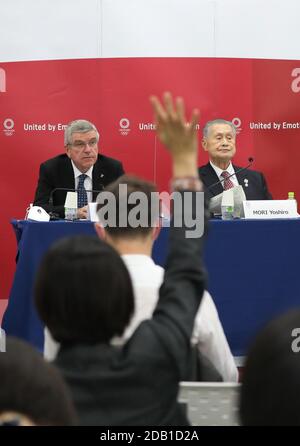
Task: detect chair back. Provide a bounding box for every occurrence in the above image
[178,381,240,426]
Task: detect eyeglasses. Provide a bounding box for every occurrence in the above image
[70,139,98,150]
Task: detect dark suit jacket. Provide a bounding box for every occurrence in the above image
[54,196,207,426]
[198,162,272,200]
[33,153,125,217]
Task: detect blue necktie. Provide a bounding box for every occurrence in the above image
[77,174,88,208]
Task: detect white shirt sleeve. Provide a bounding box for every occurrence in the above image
[191,290,239,382]
[44,327,60,361]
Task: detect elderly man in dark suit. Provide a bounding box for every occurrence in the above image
[198,119,272,200]
[33,119,124,219]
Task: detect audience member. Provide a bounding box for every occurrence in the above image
[44,174,237,381]
[240,309,300,426]
[95,175,237,381]
[0,336,77,426]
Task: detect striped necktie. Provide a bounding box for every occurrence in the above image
[221,171,234,190]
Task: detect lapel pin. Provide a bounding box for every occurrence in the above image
[100,174,104,178]
[244,178,249,187]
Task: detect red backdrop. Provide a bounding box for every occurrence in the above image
[1,57,299,300]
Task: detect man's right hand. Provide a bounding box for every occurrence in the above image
[77,206,88,219]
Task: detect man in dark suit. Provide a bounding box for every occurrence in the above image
[198,119,272,200]
[33,119,124,219]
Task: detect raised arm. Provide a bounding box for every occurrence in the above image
[148,92,207,378]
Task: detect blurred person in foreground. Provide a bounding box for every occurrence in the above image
[0,336,76,426]
[240,309,300,426]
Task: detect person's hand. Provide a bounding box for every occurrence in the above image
[150,92,199,177]
[77,206,88,219]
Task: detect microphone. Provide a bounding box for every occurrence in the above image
[207,157,254,192]
[49,187,76,206]
[49,187,104,206]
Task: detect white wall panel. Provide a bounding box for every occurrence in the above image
[101,0,215,57]
[0,0,101,62]
[215,0,300,59]
[0,0,300,62]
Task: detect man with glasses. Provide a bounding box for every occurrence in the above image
[33,119,124,219]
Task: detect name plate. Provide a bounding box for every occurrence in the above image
[243,200,298,219]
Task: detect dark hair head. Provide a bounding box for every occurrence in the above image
[240,309,300,426]
[35,235,134,344]
[96,174,159,239]
[0,336,77,425]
